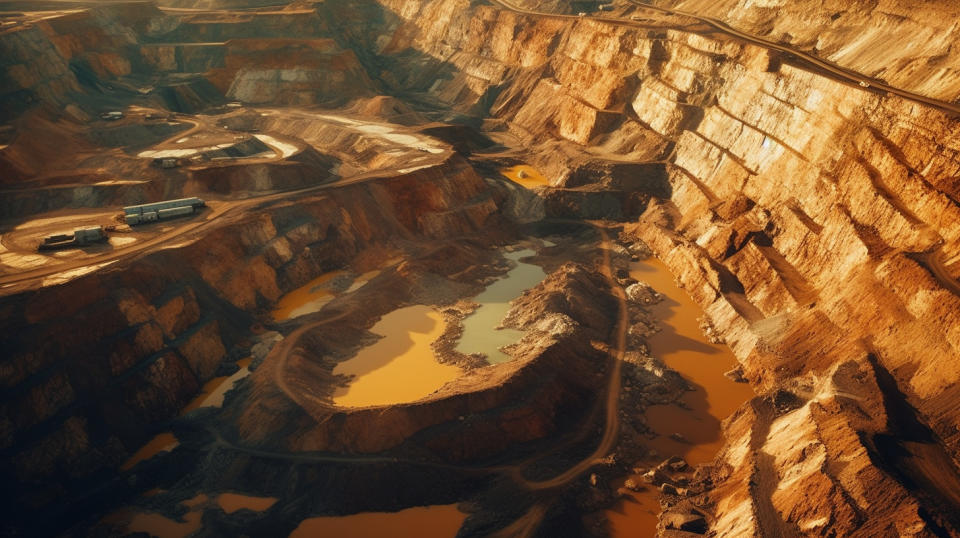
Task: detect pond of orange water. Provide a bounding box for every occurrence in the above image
[290,504,466,538]
[502,165,550,188]
[607,258,754,536]
[120,432,178,471]
[333,305,460,408]
[216,493,277,514]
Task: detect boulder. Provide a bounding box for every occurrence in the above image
[662,511,707,534]
[625,281,661,305]
[660,483,687,495]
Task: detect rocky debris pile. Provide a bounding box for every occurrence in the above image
[625,280,662,305]
[502,261,617,337]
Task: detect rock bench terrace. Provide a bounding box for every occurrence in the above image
[1,0,959,536]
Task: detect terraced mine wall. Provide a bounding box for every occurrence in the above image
[650,0,960,103]
[338,0,960,532]
[0,147,337,218]
[3,0,960,534]
[0,4,373,124]
[0,157,497,528]
[0,3,163,121]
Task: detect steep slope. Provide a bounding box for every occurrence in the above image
[338,0,960,533]
[652,0,960,102]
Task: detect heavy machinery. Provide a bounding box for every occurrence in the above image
[38,226,107,250]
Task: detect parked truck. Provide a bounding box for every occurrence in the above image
[38,226,107,250]
[123,197,206,225]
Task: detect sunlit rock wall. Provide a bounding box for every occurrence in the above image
[356,0,960,532]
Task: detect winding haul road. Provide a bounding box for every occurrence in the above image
[0,129,449,292]
[239,222,630,537]
[489,0,960,118]
[9,0,959,292]
[493,225,629,538]
[516,226,628,490]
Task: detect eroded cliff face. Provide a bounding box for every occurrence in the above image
[344,0,960,533]
[652,0,960,102]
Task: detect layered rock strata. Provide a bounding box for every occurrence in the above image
[343,0,960,532]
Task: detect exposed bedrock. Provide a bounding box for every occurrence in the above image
[0,158,497,529]
[0,3,373,125]
[342,0,960,533]
[650,0,960,103]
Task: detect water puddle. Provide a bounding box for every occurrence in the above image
[181,357,253,413]
[607,258,754,536]
[103,495,206,538]
[121,356,253,473]
[121,432,178,471]
[272,270,344,321]
[455,248,546,364]
[272,270,381,321]
[116,510,202,538]
[501,165,549,188]
[333,305,460,408]
[290,504,466,538]
[273,271,345,321]
[216,493,277,514]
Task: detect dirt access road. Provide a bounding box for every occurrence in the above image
[265,222,629,484]
[490,0,960,118]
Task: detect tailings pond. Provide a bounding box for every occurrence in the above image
[455,247,547,364]
[333,305,461,407]
[502,164,550,188]
[607,258,754,536]
[290,504,466,538]
[272,270,380,321]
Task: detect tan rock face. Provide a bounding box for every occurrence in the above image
[659,0,960,102]
[356,0,960,532]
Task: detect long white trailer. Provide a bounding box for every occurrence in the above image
[124,197,205,225]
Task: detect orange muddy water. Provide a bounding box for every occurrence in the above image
[117,510,202,538]
[290,504,467,538]
[272,270,344,321]
[120,432,178,471]
[332,305,461,407]
[607,258,754,536]
[502,165,550,188]
[106,494,207,538]
[216,493,277,514]
[181,357,253,413]
[273,270,380,321]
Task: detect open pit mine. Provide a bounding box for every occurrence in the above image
[2,0,960,536]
